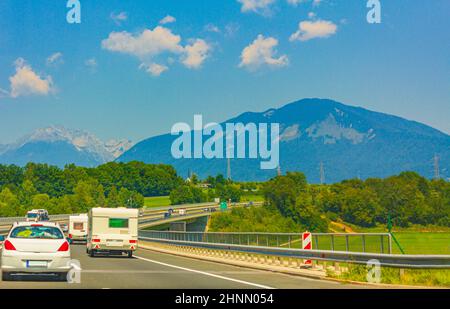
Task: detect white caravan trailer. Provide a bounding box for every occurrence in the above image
[69,214,88,242]
[86,208,138,258]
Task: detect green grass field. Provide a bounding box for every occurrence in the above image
[144,196,171,208]
[308,232,449,255]
[391,232,450,255]
[240,194,264,203]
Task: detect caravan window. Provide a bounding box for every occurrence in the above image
[73,222,84,230]
[109,218,129,228]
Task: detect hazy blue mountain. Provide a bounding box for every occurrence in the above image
[118,98,450,182]
[0,126,133,168]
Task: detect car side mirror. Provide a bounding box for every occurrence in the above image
[0,235,5,241]
[66,237,72,244]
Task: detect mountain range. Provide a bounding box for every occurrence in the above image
[117,98,450,182]
[0,126,133,167]
[1,99,448,182]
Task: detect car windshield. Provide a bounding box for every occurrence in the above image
[10,226,64,239]
[26,213,38,218]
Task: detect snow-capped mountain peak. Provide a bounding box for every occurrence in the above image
[0,126,133,167]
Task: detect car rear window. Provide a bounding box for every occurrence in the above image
[27,213,38,218]
[109,218,129,228]
[10,226,64,239]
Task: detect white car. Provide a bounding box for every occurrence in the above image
[1,222,71,281]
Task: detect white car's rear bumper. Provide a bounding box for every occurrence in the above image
[1,251,71,273]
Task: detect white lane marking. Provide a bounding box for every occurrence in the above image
[134,255,274,289]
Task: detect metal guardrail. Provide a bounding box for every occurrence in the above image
[0,213,75,224]
[139,231,392,254]
[138,235,450,269]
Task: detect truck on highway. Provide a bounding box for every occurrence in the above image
[68,214,88,242]
[86,207,138,258]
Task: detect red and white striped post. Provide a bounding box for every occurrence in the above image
[302,231,312,267]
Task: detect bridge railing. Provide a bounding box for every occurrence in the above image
[138,231,392,254]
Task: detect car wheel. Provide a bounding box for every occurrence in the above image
[2,272,12,281]
[89,249,95,257]
[127,251,133,258]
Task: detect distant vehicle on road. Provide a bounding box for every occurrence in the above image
[86,208,138,258]
[168,208,174,214]
[59,223,69,233]
[164,212,171,219]
[0,221,71,281]
[178,208,187,216]
[209,207,217,213]
[35,209,49,221]
[25,209,48,222]
[25,210,40,222]
[69,214,88,242]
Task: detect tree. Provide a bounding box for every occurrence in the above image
[169,185,206,205]
[0,188,22,217]
[107,186,121,208]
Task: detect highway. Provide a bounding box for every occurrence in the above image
[0,244,362,289]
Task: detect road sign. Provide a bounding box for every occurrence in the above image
[220,202,228,211]
[302,231,312,266]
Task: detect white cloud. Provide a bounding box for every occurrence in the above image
[182,39,211,69]
[46,52,64,66]
[8,58,54,98]
[312,0,322,6]
[85,58,98,72]
[204,23,220,33]
[287,0,307,6]
[239,34,288,70]
[289,19,337,42]
[102,26,184,58]
[139,63,168,76]
[308,12,316,19]
[110,11,128,25]
[225,23,240,37]
[0,87,9,98]
[237,0,275,15]
[159,15,176,25]
[102,26,211,76]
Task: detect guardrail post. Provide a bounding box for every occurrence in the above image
[288,235,291,248]
[256,234,259,246]
[362,235,366,253]
[331,235,335,251]
[388,234,392,254]
[314,235,319,250]
[345,235,349,252]
[276,235,279,247]
[380,235,384,254]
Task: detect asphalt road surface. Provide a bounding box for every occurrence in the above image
[0,244,364,289]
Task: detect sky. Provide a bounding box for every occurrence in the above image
[0,0,449,144]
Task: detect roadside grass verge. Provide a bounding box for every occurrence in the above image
[326,264,450,288]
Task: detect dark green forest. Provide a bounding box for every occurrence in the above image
[0,162,182,216]
[211,172,450,232]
